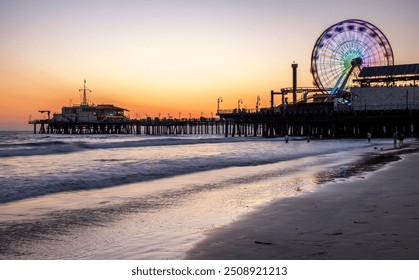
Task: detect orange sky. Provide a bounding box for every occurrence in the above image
[1,0,418,130]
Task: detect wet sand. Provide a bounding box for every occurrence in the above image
[186,147,419,259]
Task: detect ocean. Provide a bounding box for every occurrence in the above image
[0,131,390,259]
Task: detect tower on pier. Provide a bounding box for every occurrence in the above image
[292,62,298,104]
[79,79,92,106]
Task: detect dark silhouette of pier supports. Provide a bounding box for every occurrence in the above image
[219,108,419,139]
[30,119,231,136]
[29,108,419,139]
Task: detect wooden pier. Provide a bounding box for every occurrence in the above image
[30,105,419,138]
[30,118,231,136]
[218,106,419,138]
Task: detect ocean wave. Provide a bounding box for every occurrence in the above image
[0,140,373,204]
[0,135,269,158]
[0,132,384,204]
[0,141,86,157]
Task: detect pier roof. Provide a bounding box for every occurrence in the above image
[359,63,419,78]
[95,104,129,111]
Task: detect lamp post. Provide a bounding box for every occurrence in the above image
[256,95,260,113]
[238,99,243,111]
[217,97,223,114]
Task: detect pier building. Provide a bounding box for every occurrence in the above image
[352,63,419,110]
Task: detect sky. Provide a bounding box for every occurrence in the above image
[1,0,418,130]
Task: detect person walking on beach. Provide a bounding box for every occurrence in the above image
[393,131,399,148]
[367,132,372,143]
[398,132,404,148]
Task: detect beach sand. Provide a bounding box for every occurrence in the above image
[186,148,419,260]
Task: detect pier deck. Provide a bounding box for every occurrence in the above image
[30,106,419,139]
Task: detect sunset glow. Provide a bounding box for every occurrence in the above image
[1,0,418,130]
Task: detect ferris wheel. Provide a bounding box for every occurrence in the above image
[311,19,394,99]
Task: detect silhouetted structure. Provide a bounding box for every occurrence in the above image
[292,62,298,104]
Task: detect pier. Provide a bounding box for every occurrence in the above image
[29,62,419,139]
[26,19,419,140]
[30,118,229,136]
[219,105,419,138]
[30,105,419,139]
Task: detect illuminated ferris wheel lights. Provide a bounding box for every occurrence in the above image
[311,19,394,98]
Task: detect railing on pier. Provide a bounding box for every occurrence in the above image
[218,108,258,115]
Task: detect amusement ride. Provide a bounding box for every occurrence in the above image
[311,19,394,102]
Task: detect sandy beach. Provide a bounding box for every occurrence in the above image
[186,145,419,260]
